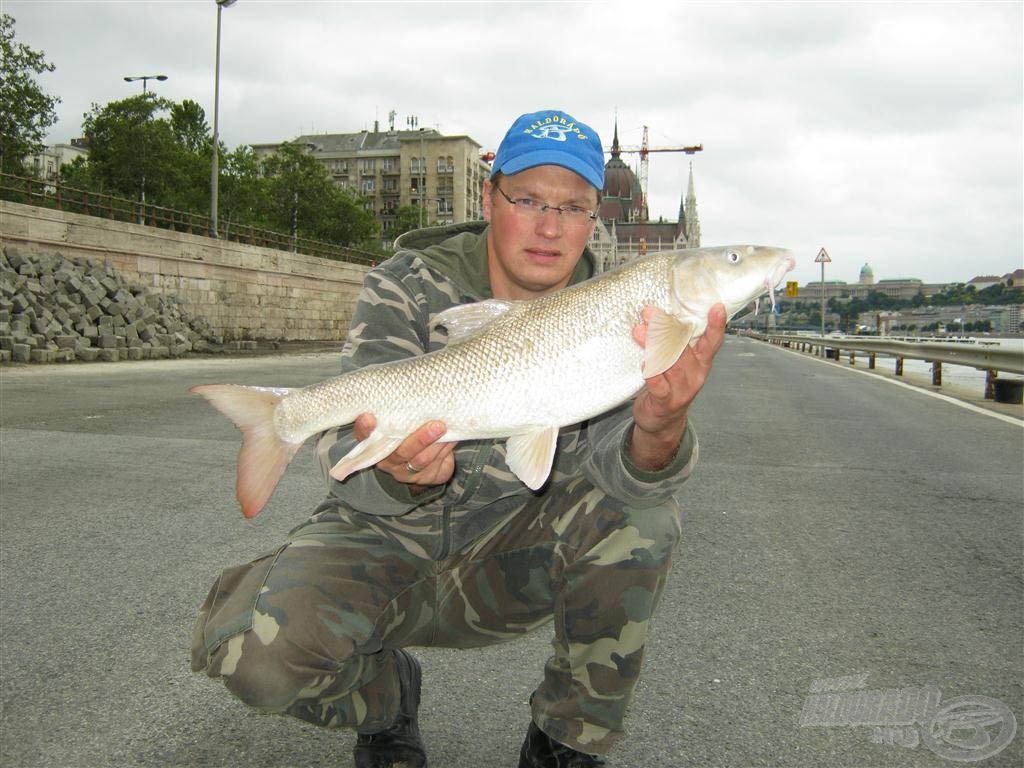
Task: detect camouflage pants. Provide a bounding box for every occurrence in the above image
[191,476,683,755]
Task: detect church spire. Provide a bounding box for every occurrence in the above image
[681,162,701,248]
[611,116,621,159]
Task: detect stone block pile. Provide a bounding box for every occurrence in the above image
[0,246,224,363]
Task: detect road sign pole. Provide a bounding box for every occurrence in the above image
[820,258,825,340]
[815,247,831,352]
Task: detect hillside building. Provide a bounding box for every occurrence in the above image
[794,263,1023,306]
[795,262,946,304]
[859,304,1024,334]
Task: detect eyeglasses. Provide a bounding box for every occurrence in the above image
[493,185,599,226]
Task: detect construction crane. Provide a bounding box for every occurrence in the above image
[609,125,702,222]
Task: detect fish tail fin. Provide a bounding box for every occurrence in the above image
[190,384,301,518]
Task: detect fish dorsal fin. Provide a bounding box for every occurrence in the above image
[431,299,519,344]
[643,308,696,377]
[329,431,404,482]
[505,426,559,491]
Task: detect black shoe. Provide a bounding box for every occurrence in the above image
[519,721,607,767]
[353,649,427,768]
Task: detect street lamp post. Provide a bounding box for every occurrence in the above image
[123,75,167,223]
[123,74,167,93]
[210,0,237,238]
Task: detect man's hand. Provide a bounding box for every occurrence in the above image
[353,414,456,491]
[629,303,727,470]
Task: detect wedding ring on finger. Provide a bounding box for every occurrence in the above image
[404,460,421,475]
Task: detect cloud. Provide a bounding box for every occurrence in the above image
[5,0,1021,285]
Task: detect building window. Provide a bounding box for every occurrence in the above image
[437,156,454,173]
[362,179,375,194]
[436,199,453,215]
[361,158,376,174]
[382,157,398,173]
[410,157,425,175]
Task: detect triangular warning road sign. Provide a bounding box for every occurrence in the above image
[814,248,831,263]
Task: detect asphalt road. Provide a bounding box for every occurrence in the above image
[2,336,1021,768]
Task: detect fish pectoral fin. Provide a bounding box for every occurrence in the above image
[505,427,559,491]
[431,299,520,344]
[643,309,697,377]
[329,432,404,482]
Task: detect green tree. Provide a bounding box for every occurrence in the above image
[57,154,93,190]
[170,100,210,153]
[385,204,425,241]
[165,100,213,213]
[81,95,177,201]
[321,189,379,247]
[0,14,61,174]
[79,94,212,212]
[259,142,377,246]
[218,145,268,230]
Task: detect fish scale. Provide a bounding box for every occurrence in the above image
[192,244,794,517]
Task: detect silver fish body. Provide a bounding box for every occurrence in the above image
[280,252,668,443]
[193,244,794,517]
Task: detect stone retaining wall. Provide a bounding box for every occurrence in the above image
[0,200,371,342]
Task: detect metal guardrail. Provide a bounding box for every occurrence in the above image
[0,172,379,266]
[750,332,1024,375]
[747,333,1024,402]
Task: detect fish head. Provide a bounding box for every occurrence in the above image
[670,245,795,319]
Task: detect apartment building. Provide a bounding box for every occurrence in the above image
[253,121,490,242]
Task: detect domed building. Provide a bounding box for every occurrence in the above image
[600,125,647,223]
[594,120,701,269]
[859,263,875,285]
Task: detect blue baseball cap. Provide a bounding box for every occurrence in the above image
[491,110,604,190]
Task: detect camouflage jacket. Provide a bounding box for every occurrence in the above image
[314,221,698,559]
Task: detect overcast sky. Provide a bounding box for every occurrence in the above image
[5,0,1022,285]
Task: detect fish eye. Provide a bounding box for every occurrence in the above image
[727,251,741,263]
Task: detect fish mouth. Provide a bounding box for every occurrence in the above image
[763,254,796,312]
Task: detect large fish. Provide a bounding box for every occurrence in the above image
[192,245,794,518]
